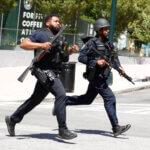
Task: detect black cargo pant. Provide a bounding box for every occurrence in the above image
[11,72,67,129]
[66,76,118,128]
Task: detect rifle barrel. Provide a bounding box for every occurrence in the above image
[122,72,135,85]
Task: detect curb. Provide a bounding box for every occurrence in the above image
[1,83,150,103]
[114,83,150,94]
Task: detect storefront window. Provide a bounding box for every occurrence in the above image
[0,1,19,49]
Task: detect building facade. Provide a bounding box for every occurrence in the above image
[0,0,95,51]
[0,0,44,50]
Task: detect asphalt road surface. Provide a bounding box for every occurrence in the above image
[0,88,150,150]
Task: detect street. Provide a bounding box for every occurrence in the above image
[0,88,150,150]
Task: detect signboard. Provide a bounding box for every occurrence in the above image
[18,0,44,43]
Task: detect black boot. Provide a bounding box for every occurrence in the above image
[5,116,16,136]
[58,127,77,140]
[113,124,131,137]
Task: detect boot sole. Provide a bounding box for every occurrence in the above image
[57,134,77,140]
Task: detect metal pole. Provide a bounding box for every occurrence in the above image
[87,23,89,36]
[109,0,117,43]
[15,0,22,46]
[73,19,77,44]
[0,13,4,46]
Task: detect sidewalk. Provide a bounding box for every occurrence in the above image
[0,63,150,102]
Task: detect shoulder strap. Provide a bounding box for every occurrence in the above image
[87,37,99,49]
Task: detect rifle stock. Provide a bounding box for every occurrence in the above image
[17,66,31,82]
[17,25,68,82]
[17,62,33,82]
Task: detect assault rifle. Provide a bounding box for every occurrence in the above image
[88,45,135,85]
[17,25,68,82]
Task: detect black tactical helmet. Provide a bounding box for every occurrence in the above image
[94,18,110,31]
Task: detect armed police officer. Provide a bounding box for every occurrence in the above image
[5,14,79,140]
[64,18,131,137]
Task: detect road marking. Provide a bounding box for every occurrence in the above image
[71,103,150,115]
[124,108,150,114]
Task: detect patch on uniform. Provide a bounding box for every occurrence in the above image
[98,44,104,47]
[97,44,105,50]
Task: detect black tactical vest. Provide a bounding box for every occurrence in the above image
[34,28,69,70]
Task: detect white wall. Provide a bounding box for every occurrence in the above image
[0,51,150,68]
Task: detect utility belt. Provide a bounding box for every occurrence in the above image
[31,67,56,86]
[83,65,111,81]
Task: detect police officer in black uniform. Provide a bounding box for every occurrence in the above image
[5,14,79,140]
[64,18,131,137]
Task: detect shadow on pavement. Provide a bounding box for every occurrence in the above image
[75,129,128,139]
[16,133,76,144]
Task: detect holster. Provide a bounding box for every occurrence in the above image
[83,66,96,81]
[31,67,55,85]
[103,67,111,79]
